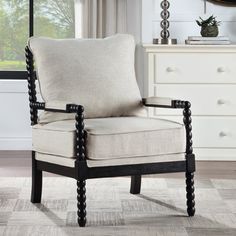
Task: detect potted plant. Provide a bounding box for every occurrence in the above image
[196,15,221,37]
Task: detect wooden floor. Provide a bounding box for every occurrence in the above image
[0,151,236,179]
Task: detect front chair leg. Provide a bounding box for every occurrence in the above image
[77,180,87,227]
[186,172,195,216]
[130,175,142,194]
[31,153,42,203]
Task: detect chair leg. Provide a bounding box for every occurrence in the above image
[186,172,195,216]
[31,153,42,203]
[130,175,142,194]
[77,180,87,227]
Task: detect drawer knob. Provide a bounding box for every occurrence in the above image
[219,131,227,137]
[217,99,227,105]
[166,67,177,72]
[217,67,226,73]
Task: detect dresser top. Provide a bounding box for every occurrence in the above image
[142,44,236,53]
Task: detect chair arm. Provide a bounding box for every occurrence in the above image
[144,96,193,156]
[143,97,190,109]
[30,101,84,113]
[31,101,86,163]
[143,97,173,108]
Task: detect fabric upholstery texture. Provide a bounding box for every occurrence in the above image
[35,152,186,168]
[28,34,146,123]
[32,117,186,160]
[144,97,173,107]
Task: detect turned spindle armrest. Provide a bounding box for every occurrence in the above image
[30,101,86,162]
[143,96,194,167]
[143,96,190,109]
[30,101,84,113]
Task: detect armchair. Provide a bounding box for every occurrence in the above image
[25,34,195,227]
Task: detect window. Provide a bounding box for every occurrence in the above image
[0,1,29,72]
[34,0,75,38]
[0,0,76,79]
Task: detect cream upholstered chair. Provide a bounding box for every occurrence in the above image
[25,34,195,227]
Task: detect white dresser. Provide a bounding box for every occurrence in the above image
[143,44,236,161]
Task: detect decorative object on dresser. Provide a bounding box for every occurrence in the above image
[25,34,196,227]
[143,44,236,161]
[196,15,220,37]
[153,0,177,45]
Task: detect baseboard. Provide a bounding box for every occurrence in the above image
[197,156,236,161]
[194,148,236,161]
[0,138,32,150]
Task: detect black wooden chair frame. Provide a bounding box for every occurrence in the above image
[25,46,196,227]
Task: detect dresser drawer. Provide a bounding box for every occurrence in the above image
[153,84,236,116]
[154,53,236,84]
[155,116,236,148]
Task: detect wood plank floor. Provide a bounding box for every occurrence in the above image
[0,151,236,179]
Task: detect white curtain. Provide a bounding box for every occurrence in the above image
[75,0,127,38]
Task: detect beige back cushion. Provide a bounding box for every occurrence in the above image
[28,34,146,123]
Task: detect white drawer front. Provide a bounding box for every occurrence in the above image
[154,53,236,84]
[155,116,236,148]
[153,84,236,116]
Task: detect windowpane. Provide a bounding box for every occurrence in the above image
[0,0,76,72]
[34,0,75,38]
[0,0,29,71]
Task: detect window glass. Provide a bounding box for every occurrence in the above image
[0,0,75,72]
[0,0,29,71]
[34,0,75,38]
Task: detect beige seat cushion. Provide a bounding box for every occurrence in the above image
[32,117,186,160]
[28,34,146,123]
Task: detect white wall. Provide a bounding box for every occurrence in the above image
[0,80,32,150]
[143,0,236,43]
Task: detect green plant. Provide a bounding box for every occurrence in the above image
[196,15,221,27]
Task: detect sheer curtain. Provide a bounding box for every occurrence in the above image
[75,0,127,38]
